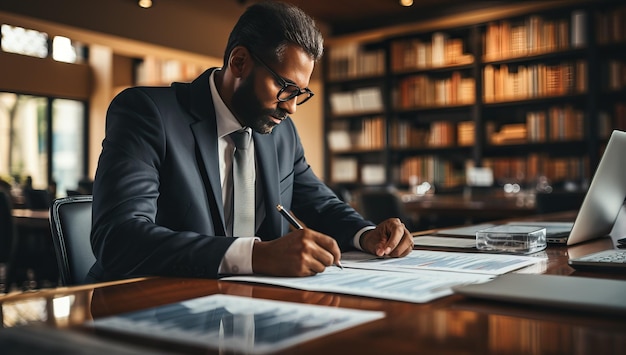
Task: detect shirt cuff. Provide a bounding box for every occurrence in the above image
[353,226,376,251]
[218,237,260,275]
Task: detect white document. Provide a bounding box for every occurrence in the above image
[341,250,543,275]
[223,267,493,304]
[91,294,384,355]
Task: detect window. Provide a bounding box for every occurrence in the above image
[1,24,85,63]
[1,24,48,58]
[0,93,86,198]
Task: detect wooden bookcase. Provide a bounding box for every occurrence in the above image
[323,0,626,195]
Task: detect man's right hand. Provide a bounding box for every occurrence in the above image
[251,228,342,276]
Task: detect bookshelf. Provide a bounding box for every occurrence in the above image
[323,0,626,195]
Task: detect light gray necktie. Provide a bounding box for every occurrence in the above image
[230,129,255,237]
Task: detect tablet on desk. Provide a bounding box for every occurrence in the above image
[452,273,626,315]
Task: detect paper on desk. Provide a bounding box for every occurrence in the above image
[223,267,493,304]
[341,250,543,275]
[91,294,384,355]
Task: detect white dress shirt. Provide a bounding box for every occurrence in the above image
[210,70,373,275]
[210,70,259,275]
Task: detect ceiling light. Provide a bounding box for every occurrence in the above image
[138,0,152,8]
[400,0,413,6]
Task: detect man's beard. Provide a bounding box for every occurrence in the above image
[231,71,287,134]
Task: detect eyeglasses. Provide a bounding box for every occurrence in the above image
[249,52,314,105]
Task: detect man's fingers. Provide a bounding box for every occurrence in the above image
[308,231,342,266]
[376,218,405,255]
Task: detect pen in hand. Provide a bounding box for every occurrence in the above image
[276,204,344,270]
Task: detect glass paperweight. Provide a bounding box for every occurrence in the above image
[476,225,546,254]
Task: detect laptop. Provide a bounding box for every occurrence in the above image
[430,129,626,246]
[505,221,574,244]
[431,221,575,245]
[563,129,626,246]
[507,130,626,245]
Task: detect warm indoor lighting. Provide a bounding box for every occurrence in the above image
[138,0,152,8]
[400,0,413,6]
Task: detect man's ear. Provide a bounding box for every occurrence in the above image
[229,46,250,78]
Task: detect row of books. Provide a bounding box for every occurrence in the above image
[330,60,588,113]
[483,10,587,61]
[332,153,589,187]
[483,154,588,185]
[390,33,474,71]
[333,103,599,149]
[611,103,626,132]
[329,87,383,115]
[526,106,585,142]
[327,117,385,151]
[390,121,474,148]
[327,6,624,83]
[326,43,385,81]
[483,60,587,103]
[396,72,475,109]
[398,156,465,187]
[330,158,385,185]
[605,60,626,91]
[596,4,626,45]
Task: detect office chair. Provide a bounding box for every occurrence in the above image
[49,195,95,286]
[23,188,52,210]
[535,190,586,214]
[356,188,421,232]
[0,191,16,290]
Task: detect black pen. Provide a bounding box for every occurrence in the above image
[276,204,344,270]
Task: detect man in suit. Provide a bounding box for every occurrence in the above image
[88,1,413,283]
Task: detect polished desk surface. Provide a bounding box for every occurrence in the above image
[1,212,626,354]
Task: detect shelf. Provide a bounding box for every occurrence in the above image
[323,0,625,193]
[482,48,587,65]
[482,93,588,108]
[392,63,474,77]
[483,141,587,156]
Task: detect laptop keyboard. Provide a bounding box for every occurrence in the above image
[569,250,626,268]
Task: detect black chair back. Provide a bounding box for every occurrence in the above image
[0,191,14,264]
[535,190,586,214]
[49,195,95,286]
[24,189,51,210]
[0,191,16,291]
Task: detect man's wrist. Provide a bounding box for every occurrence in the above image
[359,229,373,250]
[353,226,375,251]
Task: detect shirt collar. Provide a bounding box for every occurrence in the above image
[209,69,247,138]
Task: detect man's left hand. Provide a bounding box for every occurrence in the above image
[359,218,413,257]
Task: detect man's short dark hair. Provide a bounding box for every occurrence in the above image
[224,1,324,67]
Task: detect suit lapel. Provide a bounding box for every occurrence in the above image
[187,69,227,233]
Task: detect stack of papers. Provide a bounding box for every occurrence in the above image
[224,250,544,304]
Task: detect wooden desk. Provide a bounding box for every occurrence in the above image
[1,216,625,354]
[12,208,50,229]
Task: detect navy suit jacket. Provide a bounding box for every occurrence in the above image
[88,68,373,281]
